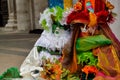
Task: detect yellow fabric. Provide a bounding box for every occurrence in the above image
[97,45,120,76]
[63,0,73,9]
[88,12,97,27]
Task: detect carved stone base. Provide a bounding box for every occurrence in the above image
[4,13,17,31]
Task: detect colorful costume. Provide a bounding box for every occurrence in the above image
[20,0,120,80]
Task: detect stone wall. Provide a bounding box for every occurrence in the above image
[5,0,48,32]
[3,0,120,40]
[109,0,120,40]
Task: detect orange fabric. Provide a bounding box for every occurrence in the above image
[94,73,120,80]
[82,65,98,75]
[97,45,120,76]
[92,48,100,56]
[88,12,97,27]
[52,64,62,80]
[62,26,80,73]
[69,26,80,73]
[90,0,95,10]
[100,23,120,58]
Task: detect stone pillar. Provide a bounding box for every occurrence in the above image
[16,0,30,31]
[5,0,17,31]
[29,0,35,30]
[33,0,48,29]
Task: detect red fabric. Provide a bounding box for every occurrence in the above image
[66,10,109,24]
[66,0,113,24]
[66,11,89,24]
[96,11,109,23]
[95,0,106,12]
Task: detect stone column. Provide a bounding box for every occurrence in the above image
[29,0,35,30]
[33,0,48,29]
[5,0,17,31]
[16,0,30,31]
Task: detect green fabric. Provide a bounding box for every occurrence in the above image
[61,69,80,80]
[41,19,49,31]
[77,51,98,66]
[41,6,64,31]
[52,21,64,34]
[0,67,20,80]
[76,35,112,52]
[54,6,64,22]
[37,46,61,55]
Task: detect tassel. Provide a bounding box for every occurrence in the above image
[88,12,97,27]
[69,26,80,73]
[62,26,80,73]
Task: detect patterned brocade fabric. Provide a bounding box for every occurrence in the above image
[48,0,73,9]
[48,0,64,8]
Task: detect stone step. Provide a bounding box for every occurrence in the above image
[0,33,40,74]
